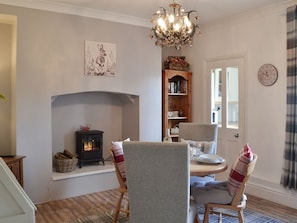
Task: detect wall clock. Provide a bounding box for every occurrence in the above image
[257,63,278,86]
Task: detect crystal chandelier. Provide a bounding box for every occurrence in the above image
[150,1,200,49]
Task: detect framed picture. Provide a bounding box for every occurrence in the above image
[84,40,116,76]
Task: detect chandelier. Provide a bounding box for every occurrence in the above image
[150,1,200,49]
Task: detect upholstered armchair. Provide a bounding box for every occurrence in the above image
[179,123,218,187]
[123,141,196,223]
[179,123,218,147]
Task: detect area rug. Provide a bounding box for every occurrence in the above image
[68,208,283,223]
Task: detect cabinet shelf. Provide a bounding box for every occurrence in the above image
[170,134,179,138]
[168,93,188,96]
[168,116,188,120]
[162,69,192,141]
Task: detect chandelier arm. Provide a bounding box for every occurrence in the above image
[160,7,167,15]
[187,10,198,20]
[152,7,167,17]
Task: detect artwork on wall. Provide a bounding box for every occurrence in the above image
[84,40,116,76]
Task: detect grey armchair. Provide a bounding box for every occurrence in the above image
[179,123,218,148]
[179,123,218,187]
[123,141,196,223]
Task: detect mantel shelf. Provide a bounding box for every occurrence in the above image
[52,161,114,181]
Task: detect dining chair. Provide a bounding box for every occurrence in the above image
[179,123,218,186]
[110,149,129,223]
[179,123,218,146]
[193,147,257,223]
[123,141,196,223]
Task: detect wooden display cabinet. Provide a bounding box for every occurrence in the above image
[162,69,192,141]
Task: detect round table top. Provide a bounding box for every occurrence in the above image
[190,160,228,176]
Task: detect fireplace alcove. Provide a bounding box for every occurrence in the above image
[51,91,139,177]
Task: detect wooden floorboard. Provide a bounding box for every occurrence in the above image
[246,194,297,223]
[35,189,297,223]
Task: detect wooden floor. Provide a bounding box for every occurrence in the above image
[35,189,297,223]
[246,194,297,223]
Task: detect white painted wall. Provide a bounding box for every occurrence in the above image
[183,1,297,209]
[0,4,162,203]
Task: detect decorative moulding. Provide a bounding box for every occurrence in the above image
[0,0,150,27]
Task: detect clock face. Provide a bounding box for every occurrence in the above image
[258,64,278,86]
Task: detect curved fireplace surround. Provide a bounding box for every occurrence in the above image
[51,91,139,165]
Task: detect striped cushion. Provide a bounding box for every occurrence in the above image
[111,138,130,182]
[228,144,253,195]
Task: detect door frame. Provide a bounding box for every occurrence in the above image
[202,55,247,178]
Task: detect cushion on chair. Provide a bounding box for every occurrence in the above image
[111,138,130,182]
[181,138,216,155]
[192,181,233,205]
[228,144,253,195]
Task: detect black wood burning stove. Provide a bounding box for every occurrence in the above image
[76,130,105,168]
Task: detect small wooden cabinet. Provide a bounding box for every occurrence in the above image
[2,155,25,187]
[162,69,192,141]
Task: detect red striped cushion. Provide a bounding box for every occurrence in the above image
[228,144,253,195]
[111,138,130,182]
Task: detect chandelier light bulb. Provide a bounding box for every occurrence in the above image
[184,16,190,26]
[150,1,200,49]
[158,18,166,29]
[169,14,174,23]
[173,23,180,32]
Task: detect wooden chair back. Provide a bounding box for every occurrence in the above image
[110,149,127,190]
[230,153,258,206]
[110,149,129,223]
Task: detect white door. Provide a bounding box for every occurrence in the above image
[206,58,245,180]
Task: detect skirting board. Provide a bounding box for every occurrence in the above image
[246,176,297,209]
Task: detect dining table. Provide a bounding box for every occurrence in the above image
[190,158,228,176]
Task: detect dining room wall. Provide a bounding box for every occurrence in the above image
[182,0,297,208]
[0,4,161,203]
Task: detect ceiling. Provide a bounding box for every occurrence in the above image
[0,0,291,26]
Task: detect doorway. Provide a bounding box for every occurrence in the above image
[0,14,17,156]
[206,57,245,179]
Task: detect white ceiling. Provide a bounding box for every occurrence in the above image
[0,0,291,26]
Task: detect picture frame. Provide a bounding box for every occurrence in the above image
[84,40,116,76]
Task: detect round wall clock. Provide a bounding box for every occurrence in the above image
[257,63,278,86]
